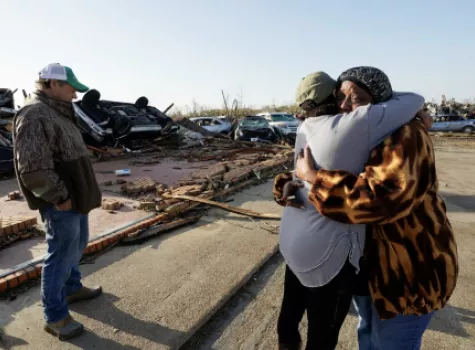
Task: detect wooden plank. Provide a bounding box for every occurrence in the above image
[164,194,281,220]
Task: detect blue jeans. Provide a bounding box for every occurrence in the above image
[353,296,433,350]
[40,207,89,323]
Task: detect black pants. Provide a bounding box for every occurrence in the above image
[277,263,361,350]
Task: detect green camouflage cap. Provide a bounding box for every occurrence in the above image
[296,72,337,106]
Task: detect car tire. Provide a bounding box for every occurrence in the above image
[462,126,474,134]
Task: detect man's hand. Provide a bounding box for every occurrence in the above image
[281,180,305,209]
[417,110,433,129]
[296,146,318,183]
[55,198,72,211]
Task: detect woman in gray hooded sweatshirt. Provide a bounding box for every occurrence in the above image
[275,69,425,350]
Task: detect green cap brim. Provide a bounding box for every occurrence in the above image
[65,66,89,93]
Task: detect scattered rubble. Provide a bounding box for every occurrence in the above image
[121,177,158,195]
[7,191,22,201]
[107,146,293,217]
[0,217,38,236]
[425,96,475,118]
[0,227,45,250]
[101,199,124,211]
[137,202,157,211]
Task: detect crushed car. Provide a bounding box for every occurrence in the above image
[189,116,233,135]
[0,120,13,175]
[73,89,179,148]
[0,88,18,119]
[234,116,281,143]
[0,89,17,174]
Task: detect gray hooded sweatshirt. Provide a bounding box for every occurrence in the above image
[279,92,425,287]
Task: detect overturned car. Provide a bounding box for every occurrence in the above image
[0,88,18,119]
[73,89,178,148]
[0,89,17,174]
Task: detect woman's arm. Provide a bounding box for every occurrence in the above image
[299,120,436,225]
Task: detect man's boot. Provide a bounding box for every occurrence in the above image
[44,315,84,341]
[67,286,103,304]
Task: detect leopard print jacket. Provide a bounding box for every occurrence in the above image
[274,119,458,319]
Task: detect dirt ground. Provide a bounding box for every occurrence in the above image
[182,142,475,350]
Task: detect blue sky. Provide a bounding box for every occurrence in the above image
[2,0,474,110]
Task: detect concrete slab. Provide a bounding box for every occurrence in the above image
[0,190,149,273]
[181,207,475,350]
[0,181,281,349]
[0,158,213,273]
[93,158,213,187]
[182,148,475,350]
[181,253,363,350]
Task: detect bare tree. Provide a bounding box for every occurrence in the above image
[238,84,244,109]
[221,90,229,114]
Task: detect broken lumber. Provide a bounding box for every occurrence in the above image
[163,194,281,220]
[122,215,201,244]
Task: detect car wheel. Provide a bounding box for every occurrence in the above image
[462,126,474,134]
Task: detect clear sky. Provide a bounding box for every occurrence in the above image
[2,0,474,111]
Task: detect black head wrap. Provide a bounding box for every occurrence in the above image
[337,66,392,103]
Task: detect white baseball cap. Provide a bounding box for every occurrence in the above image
[38,63,89,93]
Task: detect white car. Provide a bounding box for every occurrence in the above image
[189,116,233,135]
[256,112,301,135]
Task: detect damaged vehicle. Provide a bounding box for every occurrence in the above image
[0,119,13,175]
[256,112,301,136]
[0,89,16,174]
[73,89,178,148]
[234,116,280,143]
[430,114,475,134]
[189,116,233,135]
[0,88,18,119]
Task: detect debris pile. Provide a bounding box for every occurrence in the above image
[0,216,43,250]
[0,88,294,255]
[107,146,293,215]
[425,96,475,118]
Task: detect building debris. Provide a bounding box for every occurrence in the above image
[101,199,124,211]
[7,191,22,201]
[137,202,157,211]
[121,215,202,245]
[121,177,158,195]
[115,169,131,176]
[163,194,281,219]
[0,217,38,236]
